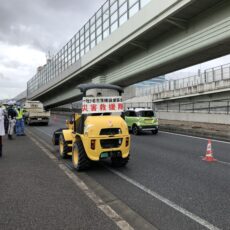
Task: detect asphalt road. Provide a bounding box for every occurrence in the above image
[0,125,119,230]
[27,114,230,230]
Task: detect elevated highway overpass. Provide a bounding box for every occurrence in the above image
[27,0,230,108]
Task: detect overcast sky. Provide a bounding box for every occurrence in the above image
[0,0,229,99]
[0,0,105,99]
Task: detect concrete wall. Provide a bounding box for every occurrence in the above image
[157,111,230,125]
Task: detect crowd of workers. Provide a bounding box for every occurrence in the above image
[0,101,26,157]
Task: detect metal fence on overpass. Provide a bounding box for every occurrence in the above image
[27,0,151,96]
[135,63,230,99]
[155,99,230,114]
[124,99,230,114]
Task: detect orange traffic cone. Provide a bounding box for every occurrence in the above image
[202,139,217,162]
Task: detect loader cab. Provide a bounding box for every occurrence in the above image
[76,83,124,134]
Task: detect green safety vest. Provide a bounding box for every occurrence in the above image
[16,108,24,120]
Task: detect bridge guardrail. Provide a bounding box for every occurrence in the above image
[136,63,230,99]
[124,99,230,115]
[53,99,230,115]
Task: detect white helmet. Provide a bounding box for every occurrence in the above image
[8,100,16,106]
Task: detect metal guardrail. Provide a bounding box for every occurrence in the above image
[53,99,230,115]
[127,99,230,114]
[156,99,230,114]
[27,0,151,96]
[136,63,230,97]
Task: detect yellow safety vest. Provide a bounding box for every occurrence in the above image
[16,108,24,120]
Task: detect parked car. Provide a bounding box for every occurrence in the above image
[124,108,158,135]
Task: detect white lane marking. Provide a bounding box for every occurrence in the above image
[107,168,221,230]
[33,127,52,137]
[160,131,230,145]
[217,160,230,166]
[200,156,230,166]
[27,130,134,230]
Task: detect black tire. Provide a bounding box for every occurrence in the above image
[52,133,59,145]
[59,134,70,159]
[72,140,90,171]
[111,156,129,167]
[52,128,64,145]
[132,125,139,135]
[152,129,158,135]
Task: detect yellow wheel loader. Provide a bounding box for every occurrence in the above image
[53,83,130,171]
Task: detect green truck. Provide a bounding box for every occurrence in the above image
[124,108,158,135]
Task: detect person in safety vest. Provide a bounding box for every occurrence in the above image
[7,102,17,140]
[15,105,25,136]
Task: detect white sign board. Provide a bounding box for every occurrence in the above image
[82,96,124,114]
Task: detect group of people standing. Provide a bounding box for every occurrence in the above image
[0,102,26,157]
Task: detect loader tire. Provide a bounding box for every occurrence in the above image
[52,128,66,145]
[52,132,59,145]
[111,156,129,167]
[72,140,90,171]
[59,134,70,159]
